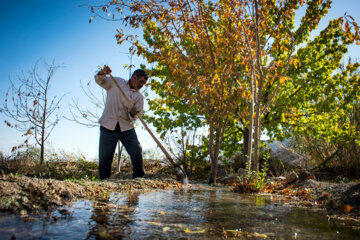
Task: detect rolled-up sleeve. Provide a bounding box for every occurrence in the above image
[95,74,113,91]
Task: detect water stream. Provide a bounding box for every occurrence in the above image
[1,184,359,239]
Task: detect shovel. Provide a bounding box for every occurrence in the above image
[107,70,188,183]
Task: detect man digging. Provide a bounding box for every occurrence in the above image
[95,65,148,180]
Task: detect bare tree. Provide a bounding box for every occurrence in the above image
[0,60,65,164]
[67,80,106,128]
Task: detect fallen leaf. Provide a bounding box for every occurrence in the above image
[253,232,268,238]
[340,204,354,213]
[225,229,243,236]
[147,221,162,226]
[183,228,206,234]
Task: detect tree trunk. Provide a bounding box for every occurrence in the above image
[247,76,254,172]
[208,121,222,184]
[40,127,45,165]
[208,156,218,184]
[242,127,250,164]
[253,0,263,172]
[40,140,45,165]
[253,116,261,172]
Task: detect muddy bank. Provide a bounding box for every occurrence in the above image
[220,170,360,222]
[259,177,360,222]
[0,174,184,216]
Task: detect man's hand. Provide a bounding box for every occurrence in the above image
[97,65,112,76]
[130,106,139,117]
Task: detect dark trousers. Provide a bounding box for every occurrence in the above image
[99,124,144,180]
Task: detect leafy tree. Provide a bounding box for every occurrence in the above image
[0,60,65,164]
[92,0,247,183]
[91,0,359,182]
[262,18,360,146]
[217,0,359,173]
[275,58,360,176]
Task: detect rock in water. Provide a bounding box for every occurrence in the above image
[285,171,299,185]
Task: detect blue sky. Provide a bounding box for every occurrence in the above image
[0,0,359,160]
[0,0,154,160]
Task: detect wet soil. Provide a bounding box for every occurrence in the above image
[258,177,360,223]
[0,172,184,216]
[220,171,360,223]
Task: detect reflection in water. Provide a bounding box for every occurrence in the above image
[1,184,360,239]
[87,192,140,239]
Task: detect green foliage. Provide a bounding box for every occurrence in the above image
[184,141,209,174]
[45,158,99,181]
[266,23,360,145]
[335,176,350,184]
[221,1,359,170]
[222,141,271,173]
[289,100,360,180]
[235,161,269,192]
[235,143,270,191]
[219,122,247,160]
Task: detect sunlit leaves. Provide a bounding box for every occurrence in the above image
[94,0,360,175]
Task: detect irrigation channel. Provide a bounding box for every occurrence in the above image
[1,184,359,239]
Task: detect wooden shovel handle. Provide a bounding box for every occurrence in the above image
[108,73,178,168]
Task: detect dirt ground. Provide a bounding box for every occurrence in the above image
[219,170,360,223]
[0,172,184,216]
[258,177,360,223]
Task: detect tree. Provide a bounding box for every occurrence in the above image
[260,15,360,147]
[220,0,359,173]
[68,80,105,128]
[220,0,330,172]
[0,60,65,164]
[90,0,248,183]
[91,0,359,182]
[125,0,248,183]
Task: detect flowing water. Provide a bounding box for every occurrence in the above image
[1,184,360,239]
